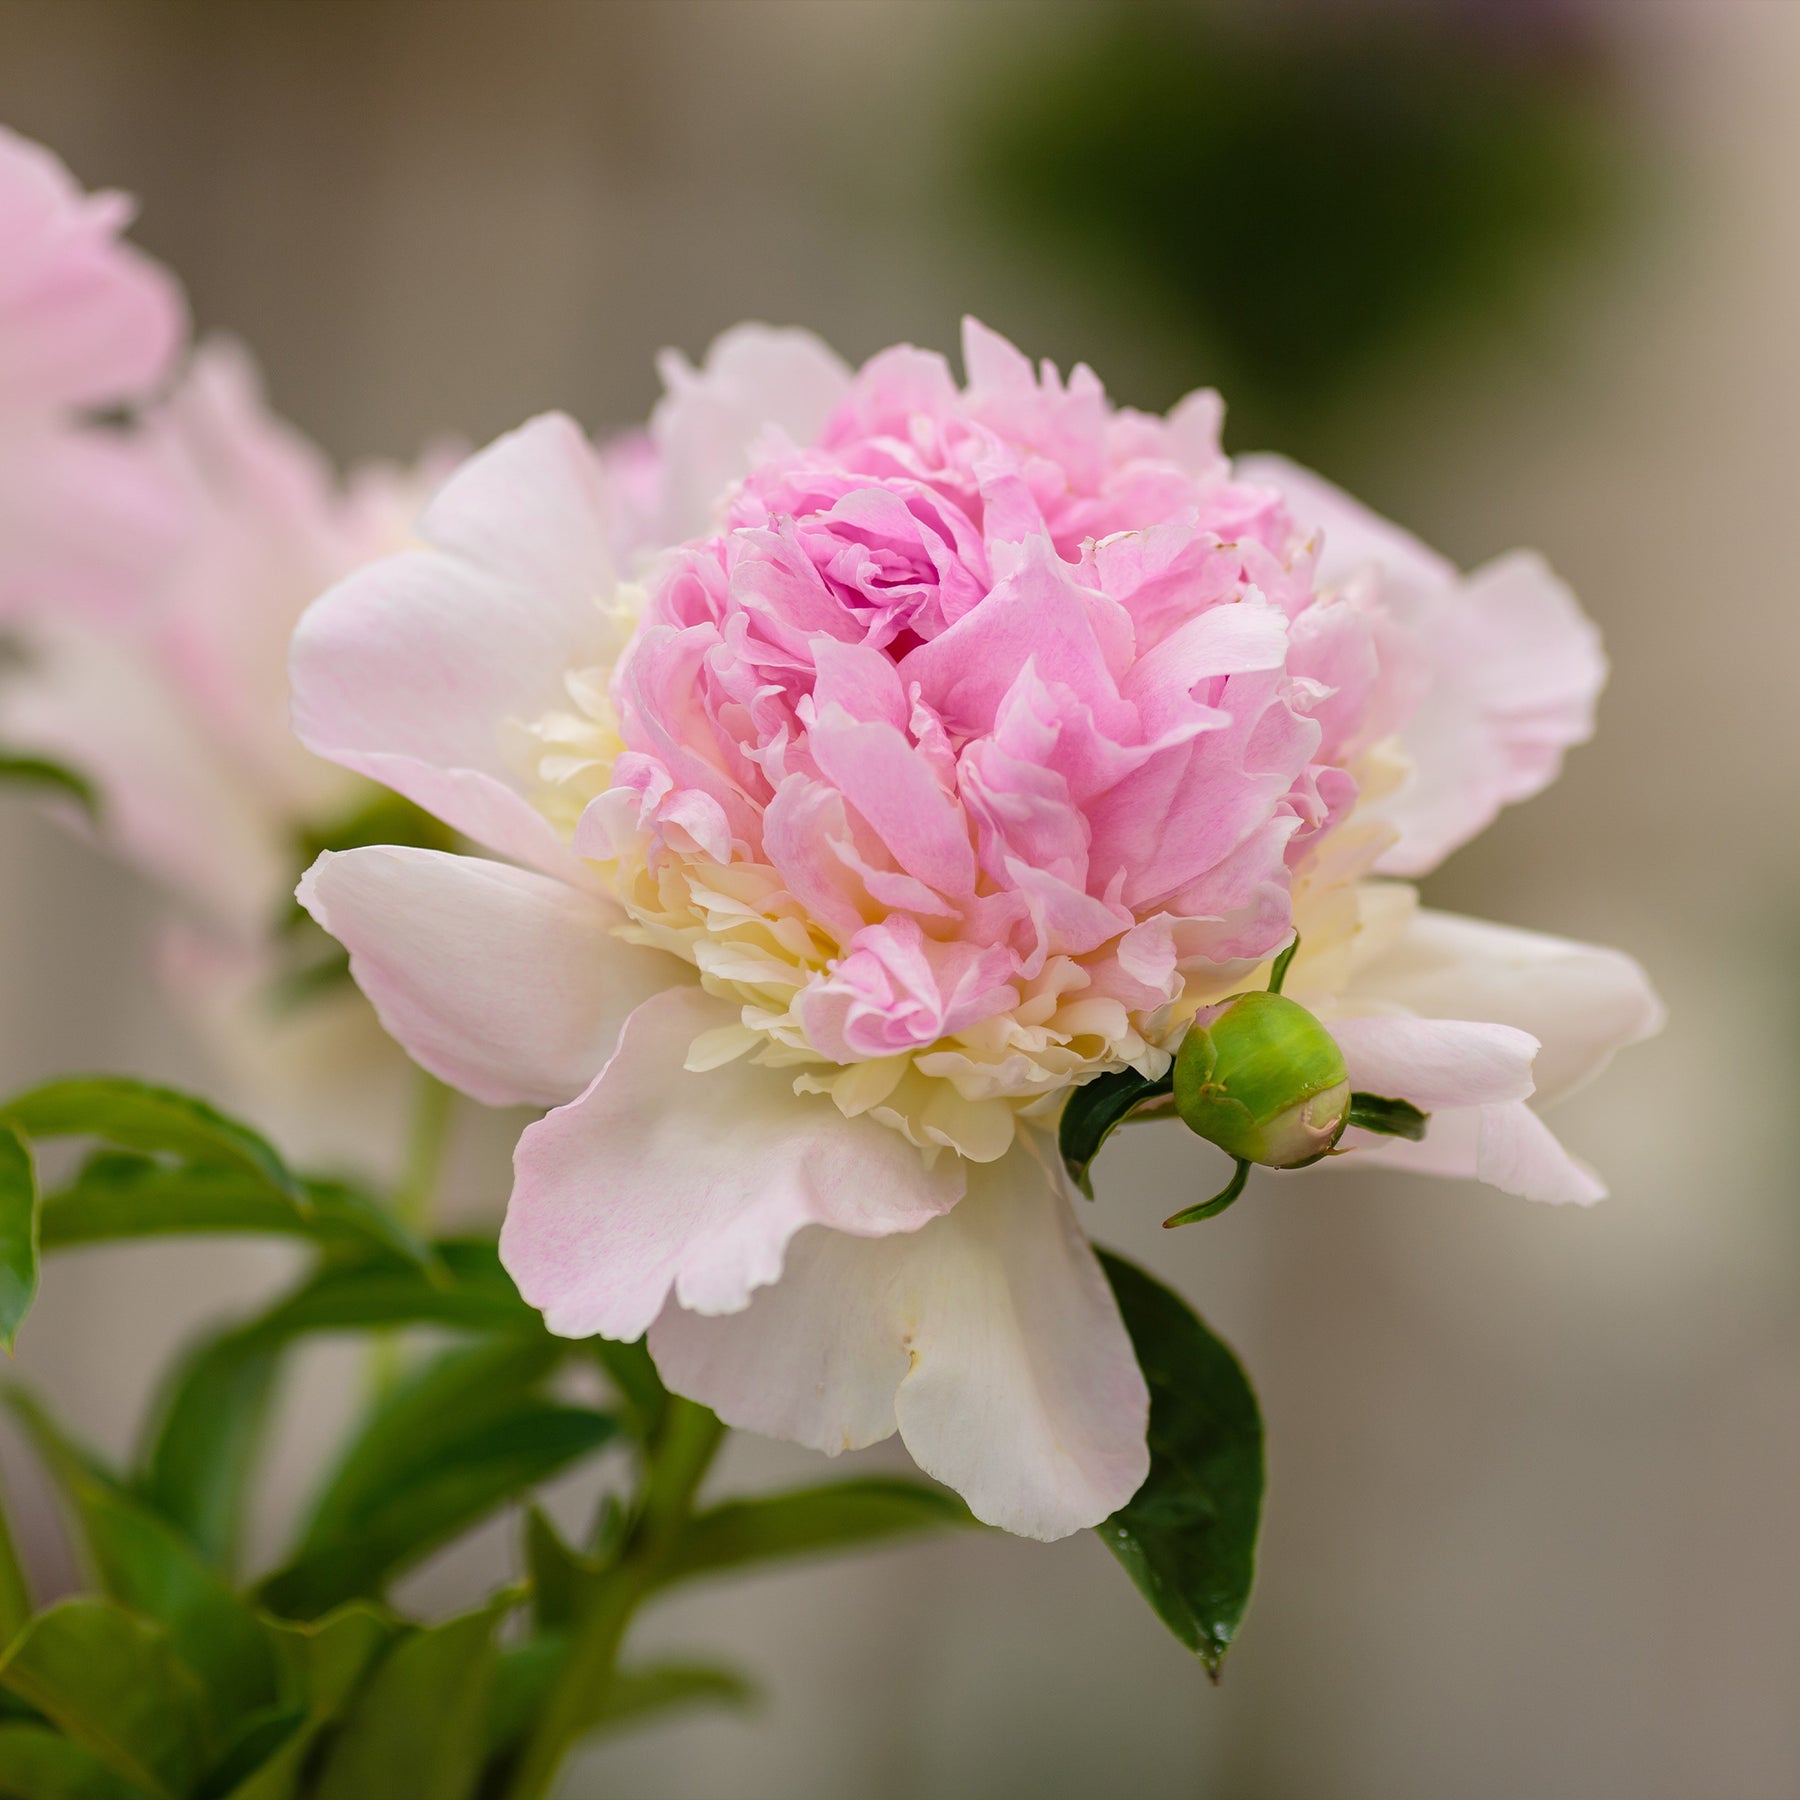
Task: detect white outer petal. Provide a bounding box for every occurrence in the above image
[1327,1015,1539,1109]
[501,986,964,1343]
[289,414,622,879]
[649,1137,1150,1542]
[1340,907,1664,1106]
[298,846,682,1107]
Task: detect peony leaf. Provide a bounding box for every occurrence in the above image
[135,1248,546,1574]
[39,1153,431,1269]
[0,1599,208,1800]
[308,1601,507,1800]
[1095,1250,1264,1676]
[221,1607,400,1800]
[259,1401,617,1621]
[0,1127,37,1353]
[1,1079,301,1203]
[1058,1067,1175,1198]
[0,1723,143,1800]
[656,1477,976,1590]
[292,1338,564,1557]
[135,1326,286,1574]
[5,1388,280,1730]
[191,1709,308,1800]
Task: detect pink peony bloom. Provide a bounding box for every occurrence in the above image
[291,321,1661,1537]
[1,338,453,1172]
[0,125,186,619]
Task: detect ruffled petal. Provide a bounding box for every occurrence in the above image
[501,985,963,1341]
[298,846,681,1108]
[1341,907,1663,1105]
[648,1138,1149,1541]
[1238,454,1604,874]
[289,414,622,877]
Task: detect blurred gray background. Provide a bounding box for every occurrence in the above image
[0,2,1793,1796]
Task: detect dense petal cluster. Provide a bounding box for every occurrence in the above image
[291,321,1662,1536]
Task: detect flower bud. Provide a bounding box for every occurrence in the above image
[1172,991,1351,1169]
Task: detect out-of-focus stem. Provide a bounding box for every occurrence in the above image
[504,1398,725,1800]
[367,1070,457,1396]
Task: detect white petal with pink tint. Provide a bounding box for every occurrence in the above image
[501,985,964,1342]
[289,414,622,878]
[1341,907,1662,1104]
[1238,454,1604,875]
[0,617,286,933]
[298,846,681,1108]
[1325,1015,1538,1109]
[650,324,852,543]
[1344,1099,1605,1205]
[0,125,184,417]
[648,1137,1148,1540]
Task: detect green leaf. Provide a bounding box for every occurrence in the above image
[39,1154,431,1269]
[1345,1091,1430,1141]
[135,1323,285,1571]
[311,1603,505,1800]
[0,1128,37,1353]
[6,1390,280,1729]
[192,1709,307,1800]
[295,1339,563,1555]
[658,1477,975,1590]
[0,752,98,821]
[0,1600,208,1799]
[255,1244,536,1339]
[0,1724,143,1800]
[522,1507,601,1633]
[221,1608,400,1800]
[1058,1067,1174,1198]
[260,1401,618,1621]
[2,1080,300,1203]
[1095,1251,1264,1676]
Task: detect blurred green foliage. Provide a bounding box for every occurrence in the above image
[967,0,1625,453]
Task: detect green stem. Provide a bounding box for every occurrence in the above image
[368,1071,457,1396]
[505,1399,725,1800]
[394,1071,456,1237]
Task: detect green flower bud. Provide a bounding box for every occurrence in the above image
[1172,990,1351,1170]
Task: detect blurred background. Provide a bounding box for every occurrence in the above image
[0,1,1793,1795]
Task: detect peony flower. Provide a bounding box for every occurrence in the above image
[291,321,1662,1537]
[0,125,185,620]
[1,334,457,1171]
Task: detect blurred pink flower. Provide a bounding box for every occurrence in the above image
[292,321,1661,1536]
[0,125,186,619]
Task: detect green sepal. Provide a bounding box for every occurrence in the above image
[0,752,99,821]
[1344,1091,1429,1141]
[1095,1251,1264,1676]
[1162,1157,1251,1229]
[1057,1066,1174,1198]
